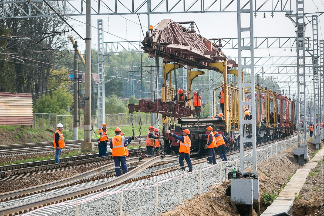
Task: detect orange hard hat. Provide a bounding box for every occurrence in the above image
[210,116,214,118]
[218,113,223,117]
[154,128,159,132]
[120,133,124,136]
[102,123,107,126]
[115,127,121,132]
[193,92,197,95]
[183,129,190,134]
[206,126,213,131]
[213,131,218,135]
[149,126,154,130]
[178,89,183,94]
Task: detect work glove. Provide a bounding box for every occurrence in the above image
[204,144,208,150]
[131,136,135,140]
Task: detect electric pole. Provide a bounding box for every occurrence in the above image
[73,41,79,140]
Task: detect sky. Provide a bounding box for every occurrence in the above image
[63,0,324,98]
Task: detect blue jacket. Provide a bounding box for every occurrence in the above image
[202,133,213,145]
[172,134,185,143]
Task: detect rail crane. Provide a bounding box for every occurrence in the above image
[128,19,295,154]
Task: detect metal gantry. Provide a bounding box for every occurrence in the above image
[294,0,308,161]
[0,0,294,19]
[97,19,105,128]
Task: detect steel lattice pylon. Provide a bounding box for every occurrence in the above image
[312,15,319,138]
[295,0,307,161]
[320,40,324,139]
[97,19,105,128]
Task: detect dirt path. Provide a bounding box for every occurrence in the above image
[163,141,321,215]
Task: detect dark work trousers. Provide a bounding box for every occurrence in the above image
[147,146,154,156]
[207,148,217,164]
[98,141,107,157]
[113,156,128,177]
[154,147,160,155]
[310,131,313,137]
[220,103,224,114]
[218,145,228,161]
[195,106,201,118]
[179,153,192,171]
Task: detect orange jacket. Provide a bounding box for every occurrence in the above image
[146,132,154,146]
[111,135,126,157]
[220,91,224,104]
[207,133,216,148]
[154,133,160,147]
[245,110,251,116]
[53,130,65,148]
[98,128,108,141]
[215,134,225,147]
[310,126,314,131]
[179,136,191,154]
[193,94,201,107]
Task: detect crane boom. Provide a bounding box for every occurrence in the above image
[68,36,86,66]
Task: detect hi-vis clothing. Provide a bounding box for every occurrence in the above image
[310,126,314,131]
[146,133,154,146]
[154,134,160,148]
[177,94,185,101]
[179,136,191,154]
[53,130,65,148]
[112,135,126,157]
[98,128,108,141]
[215,134,225,147]
[207,133,216,148]
[245,110,251,116]
[193,94,201,107]
[220,91,224,104]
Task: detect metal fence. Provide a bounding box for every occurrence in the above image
[33,113,156,131]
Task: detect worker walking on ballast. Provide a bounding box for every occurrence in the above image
[146,126,159,156]
[204,126,216,164]
[167,129,193,172]
[53,123,65,164]
[110,127,133,177]
[98,123,108,157]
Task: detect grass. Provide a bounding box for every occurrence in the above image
[309,168,320,177]
[0,150,90,166]
[261,190,278,205]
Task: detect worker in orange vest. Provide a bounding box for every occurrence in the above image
[214,131,228,161]
[203,126,216,164]
[154,128,160,155]
[146,126,159,156]
[245,108,251,120]
[174,89,188,102]
[120,133,129,157]
[309,125,314,137]
[98,123,108,157]
[53,123,65,164]
[192,92,202,118]
[219,86,225,114]
[110,127,133,176]
[167,129,192,172]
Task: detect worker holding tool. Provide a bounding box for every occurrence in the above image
[98,123,108,157]
[214,131,229,161]
[110,127,133,177]
[154,128,160,155]
[167,129,193,172]
[146,126,159,156]
[53,123,65,164]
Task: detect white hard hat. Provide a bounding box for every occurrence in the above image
[57,123,63,128]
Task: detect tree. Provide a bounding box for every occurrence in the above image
[105,95,126,114]
[33,89,73,114]
[128,96,139,105]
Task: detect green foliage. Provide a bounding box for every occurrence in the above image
[105,95,127,114]
[261,190,278,205]
[128,96,139,105]
[33,89,73,114]
[309,169,320,177]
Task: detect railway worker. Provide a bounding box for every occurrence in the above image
[214,131,229,161]
[120,133,129,157]
[154,128,160,155]
[245,108,251,120]
[204,126,216,164]
[146,126,159,156]
[110,127,133,177]
[174,89,188,103]
[310,124,314,137]
[98,123,108,157]
[219,86,225,114]
[192,92,202,118]
[167,129,193,172]
[53,123,65,164]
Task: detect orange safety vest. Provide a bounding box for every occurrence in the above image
[215,134,225,147]
[146,132,154,146]
[154,133,160,148]
[98,128,108,141]
[193,94,201,107]
[112,135,126,157]
[179,136,191,154]
[310,126,314,131]
[53,130,65,148]
[245,110,251,116]
[207,133,216,148]
[220,91,224,104]
[177,93,185,102]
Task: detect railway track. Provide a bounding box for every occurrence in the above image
[0,135,297,215]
